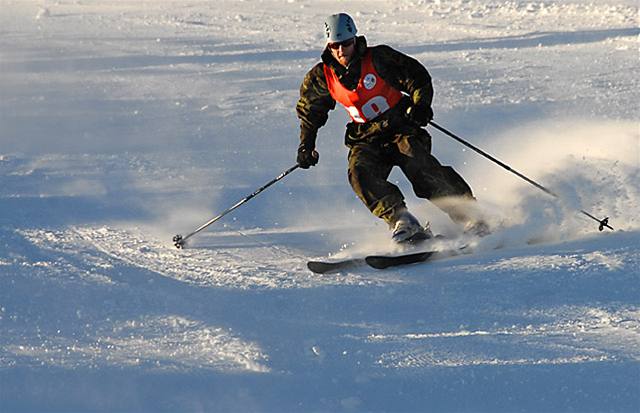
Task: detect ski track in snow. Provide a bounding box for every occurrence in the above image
[7,225,638,376]
[370,306,640,369]
[459,249,630,273]
[4,315,270,373]
[16,226,382,289]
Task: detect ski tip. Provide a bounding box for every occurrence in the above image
[307,261,334,274]
[363,256,389,270]
[307,258,365,274]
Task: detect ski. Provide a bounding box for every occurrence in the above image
[307,232,438,274]
[307,251,438,274]
[307,258,366,274]
[365,250,437,269]
[307,243,472,274]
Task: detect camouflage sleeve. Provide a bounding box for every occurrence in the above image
[371,45,433,108]
[296,62,336,149]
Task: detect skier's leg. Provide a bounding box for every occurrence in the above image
[347,143,404,224]
[349,142,431,242]
[394,130,485,229]
[395,130,472,199]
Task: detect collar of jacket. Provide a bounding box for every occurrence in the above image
[321,36,368,79]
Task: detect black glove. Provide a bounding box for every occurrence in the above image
[406,104,434,127]
[297,145,319,169]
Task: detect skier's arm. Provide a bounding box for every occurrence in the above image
[372,45,433,110]
[296,63,336,150]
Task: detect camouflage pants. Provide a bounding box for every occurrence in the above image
[347,127,475,225]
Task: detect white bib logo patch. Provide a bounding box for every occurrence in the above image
[363,73,377,90]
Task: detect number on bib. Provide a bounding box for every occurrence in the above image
[361,96,390,120]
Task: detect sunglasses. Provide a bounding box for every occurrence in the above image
[328,38,355,50]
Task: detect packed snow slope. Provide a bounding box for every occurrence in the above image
[1,1,639,412]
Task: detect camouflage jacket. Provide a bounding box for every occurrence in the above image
[296,36,433,148]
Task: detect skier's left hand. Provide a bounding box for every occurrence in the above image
[406,104,433,127]
[297,145,319,169]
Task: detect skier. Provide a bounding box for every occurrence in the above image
[296,13,489,242]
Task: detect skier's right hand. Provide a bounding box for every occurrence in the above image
[297,145,319,169]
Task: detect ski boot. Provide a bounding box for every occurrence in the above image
[391,209,433,244]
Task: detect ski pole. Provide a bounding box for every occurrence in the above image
[173,164,300,248]
[428,121,613,231]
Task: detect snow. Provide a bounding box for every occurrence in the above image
[1,0,639,411]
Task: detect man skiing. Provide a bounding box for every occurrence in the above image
[296,13,488,243]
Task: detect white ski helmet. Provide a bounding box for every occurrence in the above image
[324,13,357,43]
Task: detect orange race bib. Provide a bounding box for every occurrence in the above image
[324,50,402,123]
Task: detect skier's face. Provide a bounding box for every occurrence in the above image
[328,37,355,67]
